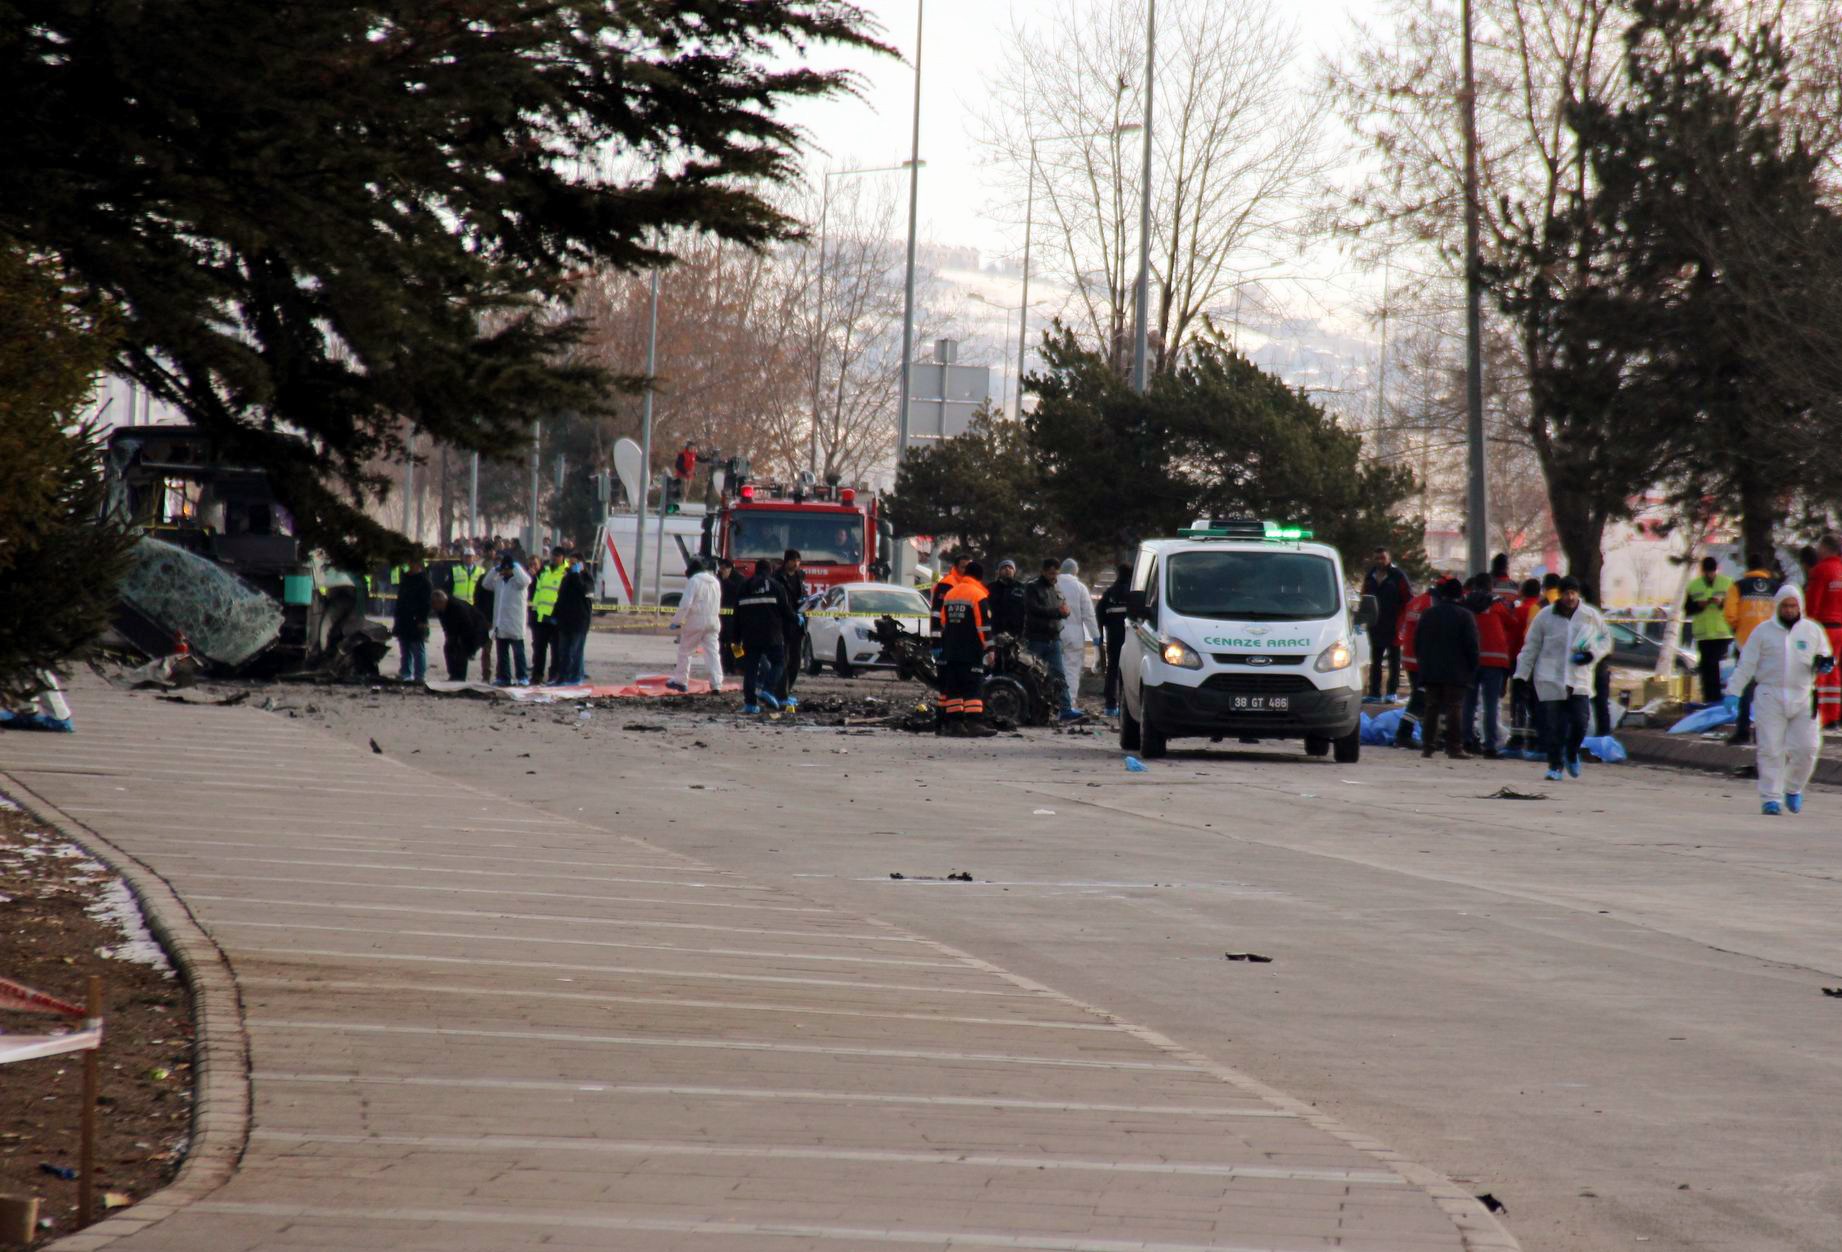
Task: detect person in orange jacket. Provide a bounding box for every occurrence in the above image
[1807,533,1842,727]
[938,562,995,737]
[1392,581,1437,747]
[1464,573,1522,757]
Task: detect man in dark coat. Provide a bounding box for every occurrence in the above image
[1413,577,1481,759]
[1360,547,1413,701]
[392,557,433,682]
[773,549,807,706]
[986,559,1028,639]
[1096,563,1133,716]
[735,559,795,713]
[432,590,489,682]
[716,557,744,662]
[551,559,594,685]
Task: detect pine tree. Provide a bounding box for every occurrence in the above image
[2,0,880,566]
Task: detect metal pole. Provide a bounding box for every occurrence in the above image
[1131,0,1156,393]
[635,269,660,604]
[413,433,425,545]
[1462,0,1490,575]
[897,0,924,465]
[77,976,100,1229]
[469,451,479,542]
[652,474,666,605]
[403,431,416,542]
[809,192,830,473]
[1015,143,1036,420]
[528,420,541,557]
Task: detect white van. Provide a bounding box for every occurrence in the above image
[1118,519,1378,762]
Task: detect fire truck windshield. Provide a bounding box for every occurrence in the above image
[729,512,864,565]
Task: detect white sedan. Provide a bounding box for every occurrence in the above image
[802,582,931,677]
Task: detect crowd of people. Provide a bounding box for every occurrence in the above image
[1363,538,1839,814]
[385,542,595,688]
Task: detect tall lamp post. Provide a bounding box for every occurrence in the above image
[1130,0,1157,394]
[895,0,926,586]
[1461,0,1490,574]
[809,160,922,474]
[1016,122,1141,418]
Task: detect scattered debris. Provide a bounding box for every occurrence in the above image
[1124,756,1148,772]
[37,1164,76,1181]
[947,871,973,882]
[1032,809,1056,816]
[624,723,667,733]
[1822,987,1842,998]
[156,689,250,707]
[368,738,383,754]
[1480,787,1546,801]
[1223,952,1274,963]
[1476,1193,1507,1215]
[888,871,976,882]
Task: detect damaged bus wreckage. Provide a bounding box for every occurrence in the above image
[102,427,389,678]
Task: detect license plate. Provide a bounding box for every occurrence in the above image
[1231,695,1288,711]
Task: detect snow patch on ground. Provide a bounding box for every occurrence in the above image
[87,879,174,977]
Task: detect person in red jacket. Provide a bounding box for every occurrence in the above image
[1463,573,1521,758]
[1392,581,1437,747]
[1808,533,1842,727]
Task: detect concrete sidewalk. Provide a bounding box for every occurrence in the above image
[3,681,1512,1252]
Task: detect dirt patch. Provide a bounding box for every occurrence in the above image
[0,799,192,1247]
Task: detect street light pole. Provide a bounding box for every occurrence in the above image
[634,268,660,604]
[895,0,925,586]
[1461,0,1490,575]
[1130,0,1156,393]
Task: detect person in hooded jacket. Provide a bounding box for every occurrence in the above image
[716,557,744,663]
[1724,554,1781,746]
[986,559,1028,638]
[1413,579,1480,759]
[551,558,594,685]
[1097,564,1133,717]
[1057,558,1099,704]
[668,559,726,693]
[735,559,795,713]
[1463,573,1521,758]
[1729,583,1835,815]
[1360,548,1413,701]
[1514,576,1610,781]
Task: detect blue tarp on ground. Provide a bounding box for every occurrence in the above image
[1582,735,1626,763]
[1668,696,1739,734]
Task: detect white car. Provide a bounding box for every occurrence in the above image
[803,582,931,677]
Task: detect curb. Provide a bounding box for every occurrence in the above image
[0,774,251,1252]
[1620,728,1842,786]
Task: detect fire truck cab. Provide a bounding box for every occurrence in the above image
[717,480,892,591]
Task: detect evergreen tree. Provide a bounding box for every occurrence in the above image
[2,0,880,566]
[886,407,1058,566]
[1577,0,1842,557]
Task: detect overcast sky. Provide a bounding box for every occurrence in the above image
[778,0,1394,326]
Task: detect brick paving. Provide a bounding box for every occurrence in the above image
[3,683,1510,1252]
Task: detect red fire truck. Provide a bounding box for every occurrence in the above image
[714,480,894,590]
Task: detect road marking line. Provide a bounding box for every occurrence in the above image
[177,872,836,913]
[56,805,565,826]
[235,947,1044,997]
[252,1072,1295,1116]
[237,978,1115,1031]
[192,1202,1301,1252]
[190,896,917,944]
[214,920,973,968]
[144,850,771,890]
[246,1131,1396,1183]
[248,1020,1195,1072]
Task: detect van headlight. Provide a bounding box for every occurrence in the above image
[1161,639,1204,670]
[1315,640,1354,672]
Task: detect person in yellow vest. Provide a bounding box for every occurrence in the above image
[1722,553,1781,745]
[1684,555,1736,704]
[448,548,485,606]
[528,547,569,685]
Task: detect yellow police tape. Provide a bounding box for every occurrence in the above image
[588,603,920,619]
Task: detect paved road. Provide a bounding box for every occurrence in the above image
[326,629,1842,1251]
[3,677,1503,1252]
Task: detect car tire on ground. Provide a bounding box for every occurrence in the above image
[1333,726,1361,764]
[1304,734,1331,757]
[981,675,1029,726]
[1140,717,1168,759]
[1119,703,1142,751]
[835,641,855,679]
[803,637,822,675]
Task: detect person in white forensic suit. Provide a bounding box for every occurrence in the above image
[1729,583,1835,816]
[668,559,726,692]
[1057,558,1099,702]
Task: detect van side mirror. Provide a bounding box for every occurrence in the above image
[1355,595,1379,630]
[1125,590,1148,620]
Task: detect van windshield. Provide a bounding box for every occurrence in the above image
[1166,550,1341,621]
